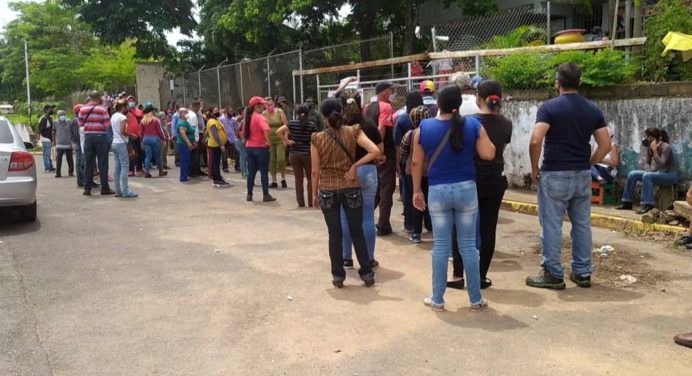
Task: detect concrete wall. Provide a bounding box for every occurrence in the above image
[136,63,165,109]
[501,94,692,189]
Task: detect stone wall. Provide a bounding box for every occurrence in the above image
[500,83,692,189]
[136,63,165,109]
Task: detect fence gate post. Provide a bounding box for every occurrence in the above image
[390,31,395,79]
[316,74,321,104]
[267,55,271,98]
[217,67,222,107]
[475,55,480,76]
[407,63,412,91]
[239,64,244,105]
[546,1,551,45]
[198,70,202,97]
[182,76,187,105]
[299,47,304,103]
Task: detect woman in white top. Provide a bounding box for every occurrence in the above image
[591,127,619,183]
[111,100,139,198]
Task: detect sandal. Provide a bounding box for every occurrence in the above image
[470,298,488,312]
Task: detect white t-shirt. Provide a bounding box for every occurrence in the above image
[187,112,200,142]
[459,94,480,116]
[111,112,128,144]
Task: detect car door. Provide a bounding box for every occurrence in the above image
[0,120,14,181]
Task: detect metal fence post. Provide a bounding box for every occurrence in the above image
[431,27,437,52]
[407,63,412,91]
[546,1,551,45]
[475,55,480,76]
[197,67,203,97]
[299,46,304,103]
[292,73,297,108]
[316,74,321,103]
[182,76,187,105]
[239,64,244,104]
[390,31,394,79]
[267,53,271,98]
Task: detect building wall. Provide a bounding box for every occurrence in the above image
[136,63,165,109]
[501,97,692,188]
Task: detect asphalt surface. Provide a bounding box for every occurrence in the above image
[1,158,691,375]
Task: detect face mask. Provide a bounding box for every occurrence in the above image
[213,112,221,118]
[388,93,396,102]
[128,102,136,109]
[266,104,275,112]
[641,138,651,148]
[59,115,66,122]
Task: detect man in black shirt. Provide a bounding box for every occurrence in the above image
[38,104,56,172]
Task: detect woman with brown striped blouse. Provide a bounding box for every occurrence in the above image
[311,98,381,288]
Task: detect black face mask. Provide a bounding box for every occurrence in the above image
[213,112,221,118]
[642,138,651,148]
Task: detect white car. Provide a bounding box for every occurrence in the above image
[0,116,37,222]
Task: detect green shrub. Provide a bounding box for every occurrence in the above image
[484,26,546,49]
[550,50,638,87]
[483,53,553,90]
[642,0,692,81]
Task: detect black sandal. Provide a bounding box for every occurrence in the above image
[481,278,492,289]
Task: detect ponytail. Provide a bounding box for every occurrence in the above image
[450,112,465,152]
[486,95,502,111]
[477,79,503,113]
[327,110,343,129]
[660,130,669,143]
[244,106,253,140]
[299,113,309,129]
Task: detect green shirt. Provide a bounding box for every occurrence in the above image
[176,120,196,144]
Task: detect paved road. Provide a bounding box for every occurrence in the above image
[1,160,691,375]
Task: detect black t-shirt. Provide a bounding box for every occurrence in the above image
[39,115,53,139]
[355,121,382,164]
[475,113,512,177]
[536,93,606,171]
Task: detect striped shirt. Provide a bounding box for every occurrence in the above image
[288,119,317,156]
[78,102,111,134]
[311,125,361,191]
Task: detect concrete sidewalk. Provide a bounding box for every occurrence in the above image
[502,189,685,234]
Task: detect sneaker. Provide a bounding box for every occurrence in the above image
[281,179,287,189]
[222,168,230,173]
[409,233,422,244]
[526,268,566,290]
[263,194,276,202]
[569,272,592,288]
[158,170,168,177]
[470,298,489,312]
[114,192,123,198]
[687,243,692,250]
[55,174,62,178]
[144,173,152,178]
[616,202,633,210]
[370,259,380,269]
[423,297,444,311]
[636,204,655,215]
[343,259,354,269]
[269,182,278,188]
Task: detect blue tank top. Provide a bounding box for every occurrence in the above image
[419,116,481,186]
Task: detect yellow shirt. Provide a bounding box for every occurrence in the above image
[206,119,227,148]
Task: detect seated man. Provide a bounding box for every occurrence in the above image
[616,127,679,214]
[591,126,619,183]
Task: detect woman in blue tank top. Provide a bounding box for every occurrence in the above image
[411,85,496,311]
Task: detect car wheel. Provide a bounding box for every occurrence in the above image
[20,201,37,223]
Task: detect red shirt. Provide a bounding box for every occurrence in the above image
[78,101,111,134]
[245,113,270,148]
[127,108,143,134]
[139,118,165,140]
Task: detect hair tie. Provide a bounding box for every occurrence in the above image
[487,95,501,103]
[346,98,356,105]
[452,109,458,113]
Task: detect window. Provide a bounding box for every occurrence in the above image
[0,120,15,144]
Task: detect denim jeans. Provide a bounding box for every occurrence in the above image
[42,141,54,171]
[621,170,679,205]
[246,147,270,196]
[590,165,614,183]
[538,170,592,279]
[83,133,110,190]
[341,164,378,261]
[428,180,481,306]
[236,139,248,177]
[177,142,191,182]
[209,146,222,183]
[142,136,162,173]
[112,142,130,194]
[320,188,374,282]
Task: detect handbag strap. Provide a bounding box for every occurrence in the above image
[325,128,355,163]
[427,127,452,176]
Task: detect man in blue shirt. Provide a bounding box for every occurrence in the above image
[171,106,181,166]
[527,63,611,290]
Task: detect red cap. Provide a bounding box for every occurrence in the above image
[248,96,266,107]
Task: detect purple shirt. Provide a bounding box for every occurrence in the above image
[219,115,238,144]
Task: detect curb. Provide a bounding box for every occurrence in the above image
[501,200,685,234]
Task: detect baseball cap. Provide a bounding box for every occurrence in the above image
[43,104,56,111]
[277,96,288,103]
[419,80,436,94]
[126,95,136,102]
[142,101,155,114]
[375,81,394,94]
[471,75,484,89]
[451,72,473,90]
[248,96,266,107]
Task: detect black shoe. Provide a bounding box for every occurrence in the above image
[636,204,655,215]
[101,189,116,196]
[343,259,354,269]
[332,280,344,289]
[687,243,692,250]
[222,168,230,173]
[370,260,380,269]
[269,182,278,188]
[480,278,492,289]
[246,194,253,202]
[55,174,61,178]
[446,278,465,290]
[83,189,91,196]
[281,179,287,189]
[263,194,276,202]
[676,235,692,246]
[526,268,566,290]
[363,278,375,287]
[569,272,592,288]
[376,226,392,236]
[616,202,633,210]
[91,183,100,189]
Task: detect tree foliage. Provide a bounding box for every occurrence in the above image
[642,0,692,81]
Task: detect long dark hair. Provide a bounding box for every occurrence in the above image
[645,127,669,143]
[476,79,503,112]
[295,105,310,129]
[437,86,465,151]
[405,91,424,115]
[320,98,343,130]
[244,106,254,139]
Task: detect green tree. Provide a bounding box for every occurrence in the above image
[79,42,137,91]
[642,0,692,81]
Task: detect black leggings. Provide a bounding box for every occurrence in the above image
[452,175,508,279]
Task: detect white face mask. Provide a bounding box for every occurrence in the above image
[388,93,396,102]
[59,116,66,122]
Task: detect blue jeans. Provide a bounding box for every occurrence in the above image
[621,170,679,205]
[236,139,248,177]
[143,136,162,173]
[590,165,614,183]
[42,141,54,171]
[538,170,592,279]
[341,164,378,261]
[428,180,481,306]
[246,147,270,196]
[112,143,130,194]
[83,133,110,190]
[177,142,191,181]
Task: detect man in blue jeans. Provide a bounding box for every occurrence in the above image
[527,63,612,289]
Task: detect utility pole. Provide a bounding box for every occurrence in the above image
[24,41,31,128]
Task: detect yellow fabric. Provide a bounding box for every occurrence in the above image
[206,119,227,147]
[662,32,692,62]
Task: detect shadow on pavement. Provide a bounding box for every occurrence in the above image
[0,217,42,236]
[482,288,546,308]
[326,286,404,305]
[556,284,644,303]
[436,307,529,331]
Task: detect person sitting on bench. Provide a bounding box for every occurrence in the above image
[617,127,678,214]
[591,126,619,183]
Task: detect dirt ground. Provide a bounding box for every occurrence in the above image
[1,160,691,375]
